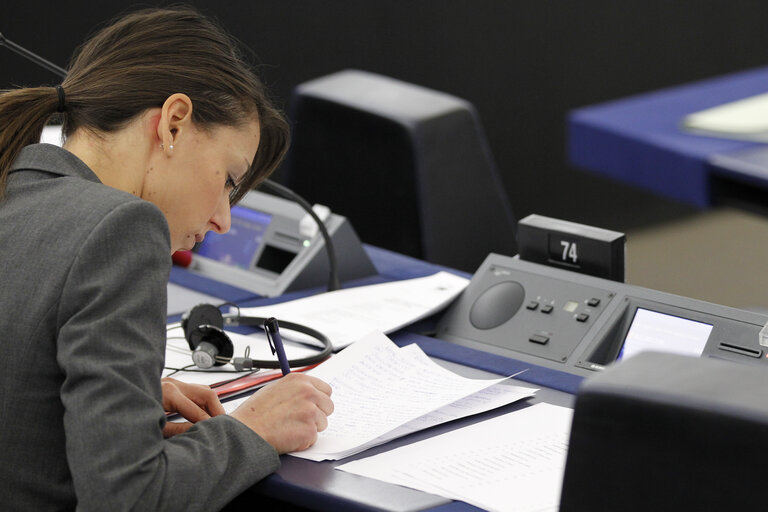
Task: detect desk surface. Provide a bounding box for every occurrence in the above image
[568,66,768,208]
[168,246,579,512]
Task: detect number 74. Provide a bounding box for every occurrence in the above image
[561,241,578,263]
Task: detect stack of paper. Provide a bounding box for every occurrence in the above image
[223,331,535,461]
[338,403,573,512]
[236,271,469,349]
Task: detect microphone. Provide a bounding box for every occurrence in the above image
[2,32,341,293]
[0,31,67,78]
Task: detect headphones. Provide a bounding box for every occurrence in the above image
[180,303,333,370]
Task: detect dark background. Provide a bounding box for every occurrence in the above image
[4,1,768,243]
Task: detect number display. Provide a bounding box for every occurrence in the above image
[560,240,578,263]
[548,235,580,267]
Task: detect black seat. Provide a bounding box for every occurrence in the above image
[282,69,516,272]
[560,351,768,511]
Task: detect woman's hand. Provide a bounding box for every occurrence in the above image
[231,373,334,453]
[161,377,226,437]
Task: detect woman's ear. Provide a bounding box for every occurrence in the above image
[157,93,194,152]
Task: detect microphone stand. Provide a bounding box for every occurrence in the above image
[0,31,67,78]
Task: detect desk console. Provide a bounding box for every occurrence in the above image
[437,253,768,376]
[190,190,376,296]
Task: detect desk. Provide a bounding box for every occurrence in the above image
[568,66,768,209]
[168,245,580,511]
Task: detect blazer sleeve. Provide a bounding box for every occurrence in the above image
[55,199,279,511]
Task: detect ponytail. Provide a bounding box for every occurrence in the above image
[0,87,63,199]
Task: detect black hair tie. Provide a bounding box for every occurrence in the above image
[55,85,66,113]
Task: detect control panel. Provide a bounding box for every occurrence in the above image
[436,253,768,376]
[189,190,376,297]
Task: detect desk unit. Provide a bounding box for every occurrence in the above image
[437,254,768,378]
[169,246,768,511]
[568,66,768,209]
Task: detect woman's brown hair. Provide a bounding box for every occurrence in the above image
[0,6,289,203]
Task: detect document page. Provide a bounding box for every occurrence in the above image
[223,331,535,461]
[681,92,768,141]
[338,402,572,512]
[237,271,469,349]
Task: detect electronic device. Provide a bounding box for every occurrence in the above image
[189,189,377,297]
[180,303,332,370]
[436,253,768,377]
[517,214,626,282]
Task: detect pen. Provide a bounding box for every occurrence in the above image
[264,317,291,376]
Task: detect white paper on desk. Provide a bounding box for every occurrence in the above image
[681,91,768,141]
[338,403,573,512]
[236,271,469,349]
[163,325,319,386]
[288,331,535,461]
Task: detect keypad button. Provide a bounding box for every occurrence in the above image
[541,304,553,314]
[529,333,550,345]
[587,298,601,307]
[526,301,539,311]
[576,313,589,322]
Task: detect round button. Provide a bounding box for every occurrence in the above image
[469,281,525,330]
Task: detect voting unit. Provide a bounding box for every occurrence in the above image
[189,189,376,297]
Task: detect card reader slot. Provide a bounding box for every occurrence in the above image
[272,232,302,246]
[718,342,761,358]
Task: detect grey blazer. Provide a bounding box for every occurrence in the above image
[0,144,279,511]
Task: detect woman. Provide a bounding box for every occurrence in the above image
[0,7,333,511]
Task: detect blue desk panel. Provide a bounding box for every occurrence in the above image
[568,66,768,207]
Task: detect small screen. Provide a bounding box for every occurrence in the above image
[618,308,712,361]
[256,245,297,274]
[195,206,272,269]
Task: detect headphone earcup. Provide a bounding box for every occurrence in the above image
[182,304,225,350]
[181,304,233,368]
[190,325,234,369]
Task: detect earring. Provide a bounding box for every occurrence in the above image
[159,143,164,149]
[169,144,174,150]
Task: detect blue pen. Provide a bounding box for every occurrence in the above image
[264,317,291,376]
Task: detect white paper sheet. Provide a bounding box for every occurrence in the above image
[236,271,469,349]
[308,332,534,460]
[681,92,768,141]
[338,403,572,512]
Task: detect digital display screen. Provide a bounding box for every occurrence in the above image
[195,206,272,269]
[257,245,298,274]
[618,308,712,361]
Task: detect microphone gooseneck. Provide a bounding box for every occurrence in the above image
[259,179,341,292]
[0,31,67,78]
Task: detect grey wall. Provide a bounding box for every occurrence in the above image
[4,1,768,237]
